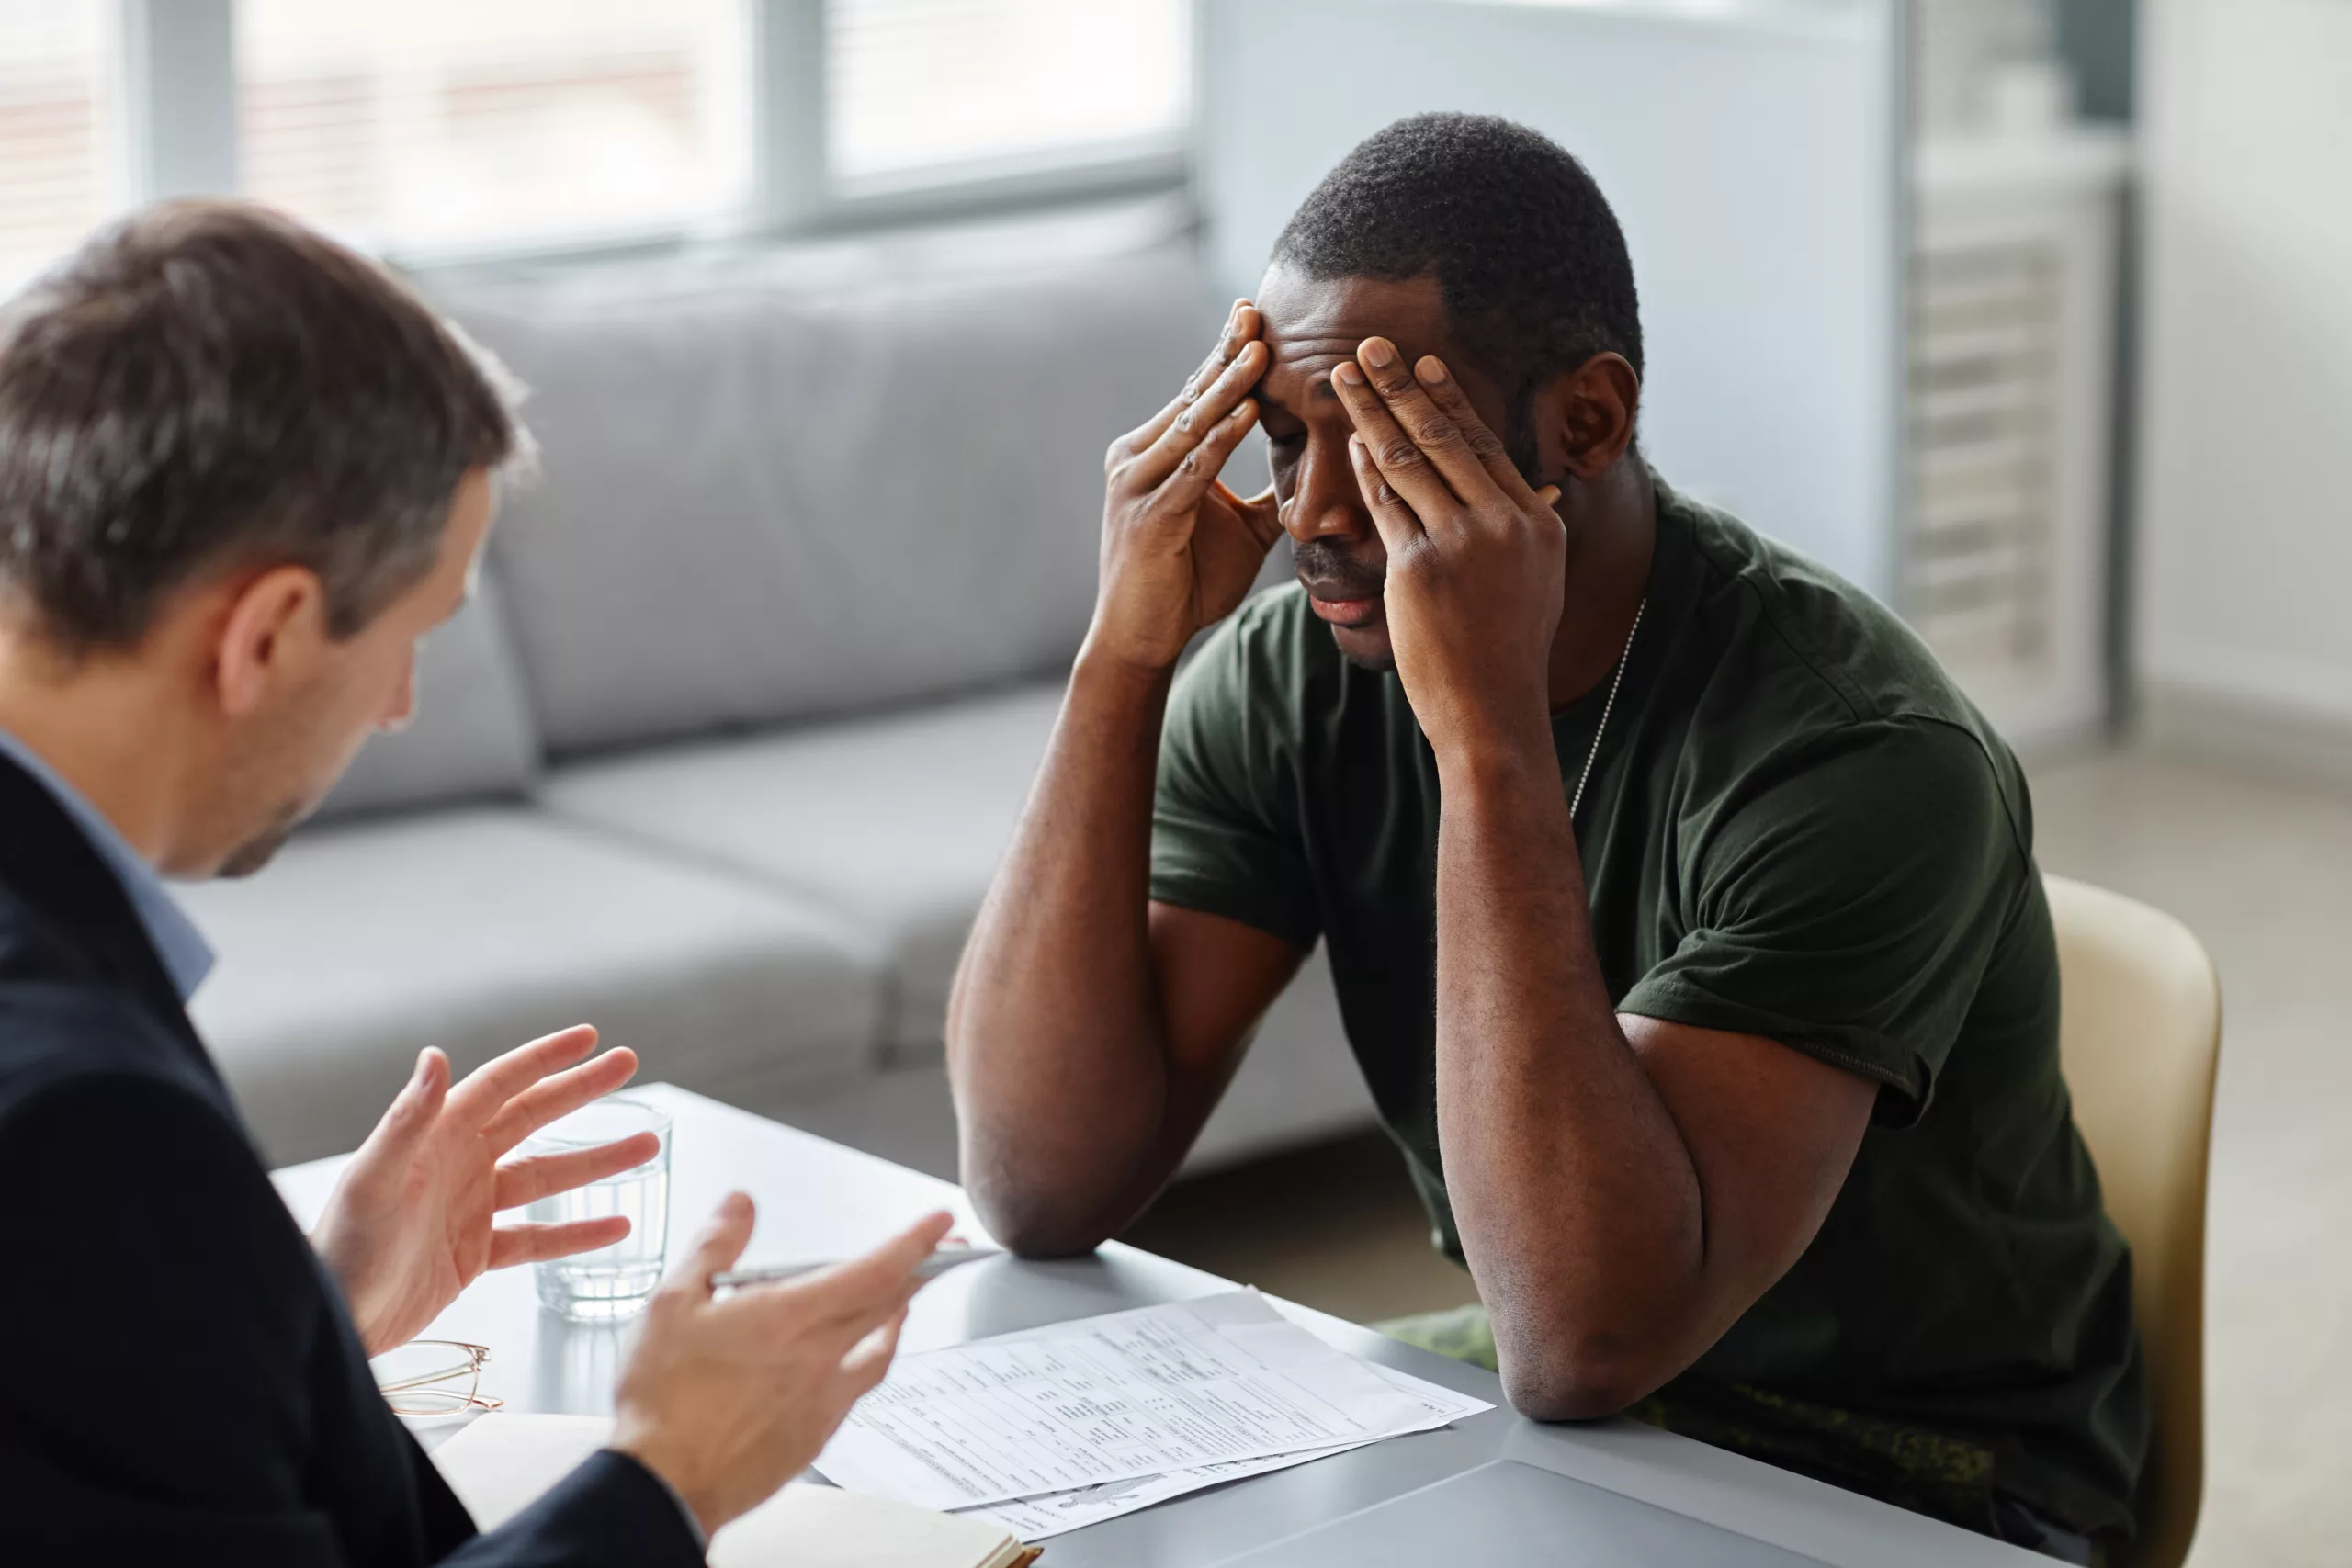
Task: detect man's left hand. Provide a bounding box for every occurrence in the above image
[1332,338,1566,762]
[312,1026,659,1355]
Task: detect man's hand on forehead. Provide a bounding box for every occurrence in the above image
[1329,335,1566,754]
[1182,300,1262,400]
[1082,299,1282,673]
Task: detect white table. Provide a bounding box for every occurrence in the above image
[274,1085,2042,1566]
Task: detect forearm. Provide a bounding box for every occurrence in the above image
[1431,736,1707,1416]
[946,644,1183,1254]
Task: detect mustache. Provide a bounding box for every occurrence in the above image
[1294,538,1385,599]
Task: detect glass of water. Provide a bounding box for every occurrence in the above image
[525,1094,671,1321]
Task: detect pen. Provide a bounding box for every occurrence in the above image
[711,1245,1000,1291]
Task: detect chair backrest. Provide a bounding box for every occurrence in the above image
[2042,874,2222,1568]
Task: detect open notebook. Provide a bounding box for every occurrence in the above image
[432,1414,1037,1568]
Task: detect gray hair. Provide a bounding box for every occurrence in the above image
[0,199,529,654]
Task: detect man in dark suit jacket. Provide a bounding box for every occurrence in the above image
[0,202,951,1564]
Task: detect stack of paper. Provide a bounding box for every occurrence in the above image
[814,1291,1491,1543]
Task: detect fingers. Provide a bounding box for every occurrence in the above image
[833,1309,908,1405]
[668,1191,757,1296]
[1409,355,1543,503]
[1114,299,1261,460]
[488,1214,633,1269]
[360,1048,450,1164]
[784,1212,956,1333]
[492,1130,662,1212]
[1124,339,1267,493]
[1334,340,1547,533]
[444,1024,600,1128]
[1339,341,1501,508]
[1348,434,1429,556]
[479,1045,641,1152]
[1193,301,1262,398]
[1145,397,1261,513]
[1331,358,1458,526]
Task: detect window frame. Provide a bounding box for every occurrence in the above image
[100,0,1190,273]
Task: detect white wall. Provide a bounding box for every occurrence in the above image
[2135,0,2352,770]
[1195,0,1905,598]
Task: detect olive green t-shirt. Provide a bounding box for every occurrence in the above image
[1149,479,2147,1542]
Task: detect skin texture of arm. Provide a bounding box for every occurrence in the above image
[1332,340,1877,1419]
[947,303,1306,1256]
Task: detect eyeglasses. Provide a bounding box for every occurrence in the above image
[371,1340,506,1417]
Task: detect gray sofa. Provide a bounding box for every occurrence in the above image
[180,201,1376,1177]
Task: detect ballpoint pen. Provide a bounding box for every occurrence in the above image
[711,1245,999,1291]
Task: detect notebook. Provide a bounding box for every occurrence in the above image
[432,1413,1038,1568]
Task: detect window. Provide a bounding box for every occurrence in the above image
[828,0,1190,186]
[0,1,119,288]
[0,0,1189,284]
[236,0,753,255]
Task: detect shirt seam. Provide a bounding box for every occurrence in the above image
[1620,976,1927,1101]
[1146,867,1319,953]
[1671,503,2037,870]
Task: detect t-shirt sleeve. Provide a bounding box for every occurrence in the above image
[1616,718,2032,1126]
[1148,613,1322,952]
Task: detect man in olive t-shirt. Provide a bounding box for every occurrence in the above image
[945,114,2145,1560]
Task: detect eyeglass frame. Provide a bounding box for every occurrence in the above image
[374,1339,506,1416]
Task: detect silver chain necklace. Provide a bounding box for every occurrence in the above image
[1567,596,1648,823]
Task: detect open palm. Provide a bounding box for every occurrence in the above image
[312,1026,659,1355]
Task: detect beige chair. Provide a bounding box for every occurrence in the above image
[2043,874,2223,1568]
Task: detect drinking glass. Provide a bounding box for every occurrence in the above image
[524,1094,671,1320]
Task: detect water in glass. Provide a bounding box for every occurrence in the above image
[525,1094,671,1320]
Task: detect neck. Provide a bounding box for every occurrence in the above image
[0,631,193,868]
[1544,461,1657,711]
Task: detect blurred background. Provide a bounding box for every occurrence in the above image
[2,3,2346,1564]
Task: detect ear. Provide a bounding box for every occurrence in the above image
[213,565,331,718]
[1551,352,1641,482]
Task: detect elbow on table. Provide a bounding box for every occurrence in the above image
[1498,1337,1662,1425]
[965,1175,1117,1260]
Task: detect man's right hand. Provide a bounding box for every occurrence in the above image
[1087,299,1283,673]
[610,1195,955,1537]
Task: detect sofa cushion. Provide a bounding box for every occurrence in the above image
[440,228,1214,755]
[313,570,540,821]
[179,807,885,1165]
[537,683,1064,1054]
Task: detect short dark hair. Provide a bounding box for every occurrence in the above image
[0,199,526,654]
[1273,113,1644,465]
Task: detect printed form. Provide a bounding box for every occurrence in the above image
[813,1292,1457,1512]
[957,1357,1493,1542]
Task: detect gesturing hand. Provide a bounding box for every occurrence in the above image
[1332,339,1567,760]
[312,1026,659,1355]
[613,1197,955,1536]
[1088,299,1284,672]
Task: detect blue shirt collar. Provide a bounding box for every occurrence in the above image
[0,727,215,1002]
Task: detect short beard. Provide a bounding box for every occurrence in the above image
[1337,640,1397,674]
[215,803,302,879]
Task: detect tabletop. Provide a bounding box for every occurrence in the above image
[273,1084,2043,1568]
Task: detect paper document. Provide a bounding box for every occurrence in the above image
[957,1358,1493,1542]
[813,1292,1450,1511]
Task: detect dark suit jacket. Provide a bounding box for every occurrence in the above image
[0,750,705,1566]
